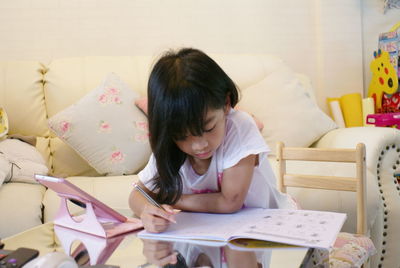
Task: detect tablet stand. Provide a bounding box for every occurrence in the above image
[54,196,142,238]
[55,196,114,237]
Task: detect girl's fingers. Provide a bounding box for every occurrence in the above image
[146,205,177,223]
[142,217,168,232]
[161,204,181,214]
[141,204,179,233]
[141,210,174,233]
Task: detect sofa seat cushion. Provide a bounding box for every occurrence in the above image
[42,175,138,223]
[0,182,46,238]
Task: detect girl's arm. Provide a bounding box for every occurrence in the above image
[129,181,154,217]
[174,154,256,213]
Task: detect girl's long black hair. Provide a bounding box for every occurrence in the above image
[147,48,239,204]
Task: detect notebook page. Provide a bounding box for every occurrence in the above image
[138,208,265,242]
[232,209,346,249]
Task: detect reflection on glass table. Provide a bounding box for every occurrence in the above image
[3,222,317,267]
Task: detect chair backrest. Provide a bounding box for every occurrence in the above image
[276,142,367,235]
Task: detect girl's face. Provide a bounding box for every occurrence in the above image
[175,106,229,161]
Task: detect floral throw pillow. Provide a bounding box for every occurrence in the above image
[48,73,151,176]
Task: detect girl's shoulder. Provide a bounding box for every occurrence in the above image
[222,109,270,169]
[225,108,265,145]
[227,108,258,130]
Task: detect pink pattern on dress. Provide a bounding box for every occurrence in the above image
[191,173,223,194]
[217,172,223,190]
[190,188,217,194]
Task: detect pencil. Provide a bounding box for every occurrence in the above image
[133,183,165,210]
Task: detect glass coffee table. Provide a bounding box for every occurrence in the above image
[3,222,314,267]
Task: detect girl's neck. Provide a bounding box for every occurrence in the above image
[188,156,212,175]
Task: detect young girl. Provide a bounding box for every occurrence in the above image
[129,48,290,233]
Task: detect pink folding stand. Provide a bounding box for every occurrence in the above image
[54,195,143,238]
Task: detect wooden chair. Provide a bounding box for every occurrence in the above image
[276,142,373,267]
[276,141,367,235]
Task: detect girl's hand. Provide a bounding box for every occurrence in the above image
[141,239,178,266]
[140,204,179,233]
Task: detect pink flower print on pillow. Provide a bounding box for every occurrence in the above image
[106,87,120,95]
[112,96,122,104]
[217,172,223,190]
[58,120,71,138]
[110,149,124,163]
[134,121,149,142]
[135,121,148,132]
[97,87,122,105]
[98,93,108,104]
[135,133,150,142]
[99,120,111,132]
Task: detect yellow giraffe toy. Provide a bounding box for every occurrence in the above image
[368,49,399,112]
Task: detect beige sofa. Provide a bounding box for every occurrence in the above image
[0,54,399,267]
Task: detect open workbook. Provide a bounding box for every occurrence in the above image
[138,208,346,249]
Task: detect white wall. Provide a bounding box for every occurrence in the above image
[0,0,365,112]
[362,0,400,94]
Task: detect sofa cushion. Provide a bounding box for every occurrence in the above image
[0,61,48,137]
[48,73,151,176]
[0,182,46,238]
[49,137,100,177]
[239,65,337,153]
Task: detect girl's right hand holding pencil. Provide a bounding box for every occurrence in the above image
[140,203,179,233]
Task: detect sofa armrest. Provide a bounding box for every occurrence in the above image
[313,127,400,174]
[313,126,400,267]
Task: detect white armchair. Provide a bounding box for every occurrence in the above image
[312,126,400,267]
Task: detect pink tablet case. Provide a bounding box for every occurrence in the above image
[35,174,143,238]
